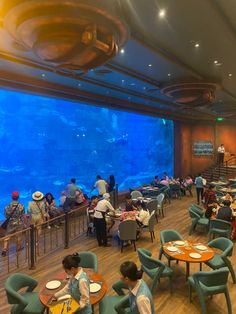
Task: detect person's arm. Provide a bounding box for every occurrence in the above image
[78,278,90,309]
[54,282,70,299]
[106,201,115,212]
[136,295,152,314]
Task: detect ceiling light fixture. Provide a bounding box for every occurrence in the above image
[121,79,125,83]
[120,48,125,54]
[41,73,45,77]
[229,73,232,77]
[78,83,81,87]
[159,9,166,18]
[168,73,171,77]
[195,43,200,48]
[214,60,218,64]
[148,64,152,67]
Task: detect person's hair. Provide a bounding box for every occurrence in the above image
[154,175,158,179]
[45,192,54,200]
[136,200,146,210]
[97,175,101,180]
[71,178,76,184]
[208,184,215,189]
[126,195,132,200]
[221,144,224,146]
[222,200,231,207]
[91,195,98,201]
[198,173,202,176]
[62,253,81,270]
[120,261,143,281]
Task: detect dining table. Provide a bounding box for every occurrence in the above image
[219,187,236,194]
[163,240,214,280]
[39,268,107,313]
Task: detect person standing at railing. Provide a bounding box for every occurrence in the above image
[217,144,225,165]
[28,191,48,244]
[1,192,25,257]
[64,178,81,211]
[91,175,108,198]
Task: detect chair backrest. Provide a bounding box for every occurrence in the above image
[146,200,158,213]
[190,204,204,216]
[86,207,93,225]
[193,267,229,288]
[189,208,200,220]
[160,229,183,245]
[137,248,165,271]
[131,190,143,199]
[156,193,164,206]
[208,237,233,257]
[78,251,98,272]
[5,273,38,309]
[148,212,156,232]
[210,219,232,231]
[119,220,137,241]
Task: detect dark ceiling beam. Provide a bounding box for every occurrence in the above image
[0,69,198,121]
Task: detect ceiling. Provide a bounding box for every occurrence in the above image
[0,0,236,122]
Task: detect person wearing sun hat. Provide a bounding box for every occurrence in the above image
[2,191,25,256]
[28,191,48,241]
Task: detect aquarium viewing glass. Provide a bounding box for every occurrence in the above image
[0,88,173,218]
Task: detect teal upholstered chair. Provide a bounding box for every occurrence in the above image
[5,273,45,314]
[159,229,184,266]
[188,208,209,235]
[208,219,231,241]
[137,248,173,293]
[99,280,131,314]
[188,268,232,314]
[141,212,156,242]
[78,251,98,272]
[189,204,205,217]
[205,237,236,284]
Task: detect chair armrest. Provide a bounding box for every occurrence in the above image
[112,280,129,296]
[114,295,130,314]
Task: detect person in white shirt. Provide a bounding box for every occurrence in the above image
[136,201,150,227]
[93,193,115,246]
[91,175,108,196]
[217,144,225,165]
[120,261,155,314]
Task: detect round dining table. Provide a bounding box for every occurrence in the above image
[39,268,107,313]
[163,240,214,280]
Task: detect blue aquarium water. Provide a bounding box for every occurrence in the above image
[0,88,173,219]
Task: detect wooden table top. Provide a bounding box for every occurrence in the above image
[39,268,107,311]
[163,241,214,263]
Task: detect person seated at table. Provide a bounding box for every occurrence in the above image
[152,176,159,187]
[221,192,233,203]
[54,253,92,314]
[216,200,233,222]
[159,177,169,186]
[203,184,217,219]
[162,172,169,181]
[120,261,155,314]
[75,189,87,206]
[125,195,138,211]
[135,201,150,227]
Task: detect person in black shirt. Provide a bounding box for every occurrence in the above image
[217,200,233,222]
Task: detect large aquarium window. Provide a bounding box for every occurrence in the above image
[0,88,173,218]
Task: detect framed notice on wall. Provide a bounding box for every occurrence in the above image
[193,141,214,156]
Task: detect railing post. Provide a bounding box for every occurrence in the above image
[64,212,69,249]
[29,224,36,270]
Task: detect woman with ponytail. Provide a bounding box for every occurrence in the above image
[54,253,92,313]
[120,261,155,314]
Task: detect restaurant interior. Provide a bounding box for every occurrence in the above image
[0,0,236,313]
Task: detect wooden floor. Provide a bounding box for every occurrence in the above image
[1,193,236,313]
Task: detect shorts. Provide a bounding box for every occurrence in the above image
[31,215,44,225]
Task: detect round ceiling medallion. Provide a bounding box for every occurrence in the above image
[2,0,129,71]
[160,81,220,107]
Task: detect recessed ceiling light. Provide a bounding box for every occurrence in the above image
[41,73,45,77]
[229,73,232,77]
[143,87,146,90]
[168,73,171,77]
[120,48,125,54]
[214,60,218,64]
[195,43,200,48]
[121,79,125,83]
[78,83,81,87]
[148,64,152,67]
[159,9,166,18]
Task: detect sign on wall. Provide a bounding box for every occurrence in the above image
[193,141,214,156]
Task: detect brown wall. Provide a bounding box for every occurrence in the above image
[174,121,236,177]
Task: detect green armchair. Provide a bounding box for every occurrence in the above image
[77,251,98,272]
[5,273,45,314]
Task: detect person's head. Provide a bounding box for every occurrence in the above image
[97,175,101,180]
[91,195,99,205]
[126,195,132,204]
[198,173,202,177]
[136,200,146,211]
[221,144,224,147]
[71,178,76,184]
[103,193,110,201]
[62,253,81,276]
[208,184,215,190]
[120,261,143,287]
[32,191,44,202]
[222,200,231,207]
[61,191,66,196]
[12,191,19,201]
[225,193,231,200]
[45,192,54,201]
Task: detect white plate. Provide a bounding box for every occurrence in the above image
[175,241,185,246]
[58,294,71,301]
[195,245,208,251]
[46,280,61,290]
[90,283,101,293]
[166,246,178,252]
[146,198,152,200]
[189,253,202,259]
[132,198,137,201]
